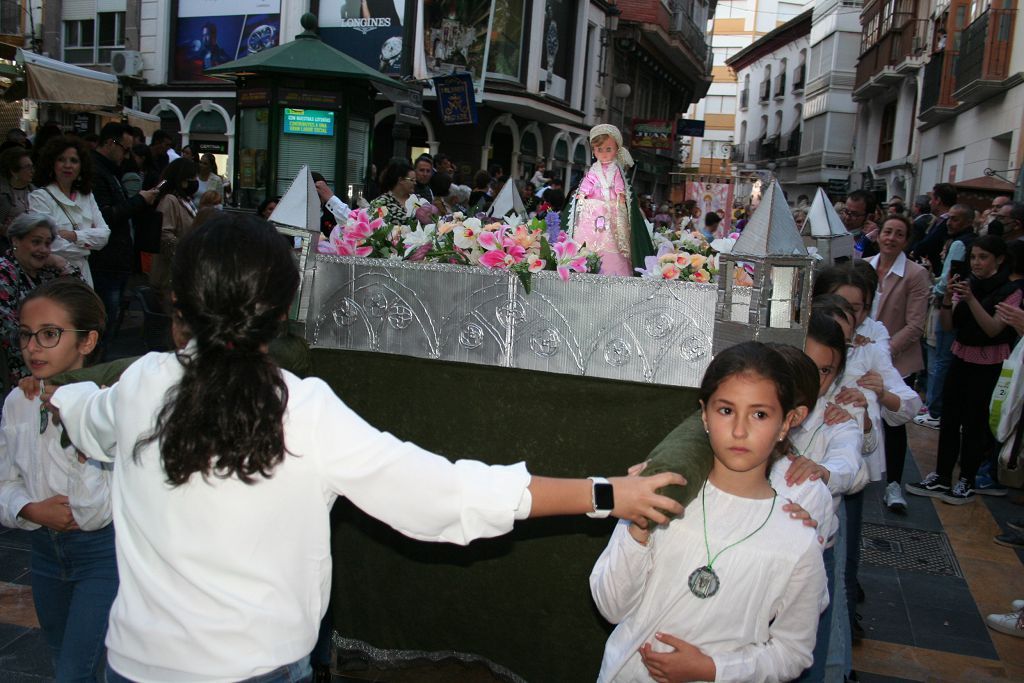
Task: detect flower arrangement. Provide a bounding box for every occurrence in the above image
[635,230,719,283]
[317,207,602,292]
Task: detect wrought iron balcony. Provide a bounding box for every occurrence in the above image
[792,65,805,92]
[854,17,929,99]
[739,88,750,109]
[954,7,1018,103]
[774,74,787,99]
[759,80,770,103]
[919,49,959,123]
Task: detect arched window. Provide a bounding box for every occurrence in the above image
[760,65,772,102]
[742,73,751,108]
[776,58,788,97]
[773,110,783,135]
[794,50,807,91]
[739,120,748,145]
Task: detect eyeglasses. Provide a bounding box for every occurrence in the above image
[18,163,33,171]
[17,326,89,349]
[402,176,415,183]
[839,209,866,218]
[114,140,129,152]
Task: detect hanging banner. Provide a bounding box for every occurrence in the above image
[175,0,281,83]
[319,0,405,73]
[434,72,477,126]
[686,179,735,236]
[631,119,675,150]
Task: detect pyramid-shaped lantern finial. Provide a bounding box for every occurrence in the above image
[268,165,322,233]
[713,179,815,354]
[802,187,853,265]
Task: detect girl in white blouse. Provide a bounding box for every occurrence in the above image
[0,279,115,681]
[28,137,110,287]
[591,342,828,683]
[49,213,685,683]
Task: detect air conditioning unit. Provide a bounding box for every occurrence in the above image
[111,50,144,78]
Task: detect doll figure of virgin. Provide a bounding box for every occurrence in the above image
[564,124,654,276]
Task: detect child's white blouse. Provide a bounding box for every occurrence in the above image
[591,480,827,683]
[0,388,112,531]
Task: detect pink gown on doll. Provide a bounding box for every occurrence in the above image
[572,162,632,276]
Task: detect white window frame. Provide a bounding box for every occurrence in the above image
[63,11,125,65]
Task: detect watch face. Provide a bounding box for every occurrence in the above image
[594,482,614,511]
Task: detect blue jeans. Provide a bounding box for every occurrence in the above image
[90,270,130,358]
[926,327,955,417]
[105,657,311,683]
[31,524,118,682]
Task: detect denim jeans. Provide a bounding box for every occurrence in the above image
[926,327,955,417]
[105,657,312,683]
[31,524,118,682]
[90,270,130,359]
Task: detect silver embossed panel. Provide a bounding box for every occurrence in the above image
[307,256,721,388]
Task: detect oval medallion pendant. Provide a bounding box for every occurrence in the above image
[688,565,720,599]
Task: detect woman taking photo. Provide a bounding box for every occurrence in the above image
[28,137,110,287]
[907,235,1021,504]
[369,161,414,222]
[0,212,80,387]
[50,213,683,682]
[867,215,931,513]
[150,158,197,295]
[0,147,35,247]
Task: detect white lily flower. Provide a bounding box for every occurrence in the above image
[710,237,736,253]
[403,224,436,256]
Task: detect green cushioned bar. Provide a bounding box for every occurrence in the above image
[314,348,699,681]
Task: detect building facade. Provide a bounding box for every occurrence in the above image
[727,10,812,197]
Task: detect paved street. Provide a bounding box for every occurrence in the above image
[1,308,1019,683]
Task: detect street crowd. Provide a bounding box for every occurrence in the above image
[0,118,1020,683]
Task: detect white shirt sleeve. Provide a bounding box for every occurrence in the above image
[710,539,828,682]
[769,467,834,546]
[50,381,118,463]
[74,192,111,252]
[590,519,654,623]
[934,241,966,297]
[0,410,38,530]
[305,378,532,545]
[868,344,922,425]
[818,420,863,496]
[325,195,351,226]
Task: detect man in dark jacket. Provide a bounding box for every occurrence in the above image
[90,123,158,345]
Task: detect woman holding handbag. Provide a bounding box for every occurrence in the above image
[28,137,110,287]
[150,158,197,297]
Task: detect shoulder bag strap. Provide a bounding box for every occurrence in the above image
[42,187,79,230]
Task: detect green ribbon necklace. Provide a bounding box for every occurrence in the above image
[688,479,777,599]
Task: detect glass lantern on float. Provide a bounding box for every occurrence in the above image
[714,179,814,354]
[802,187,854,265]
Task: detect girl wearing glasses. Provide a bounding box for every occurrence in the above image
[0,212,81,389]
[0,278,115,681]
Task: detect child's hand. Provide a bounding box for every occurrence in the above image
[609,473,686,527]
[856,371,886,397]
[639,633,716,683]
[626,461,649,477]
[853,333,873,347]
[783,501,825,545]
[834,387,868,408]
[823,402,854,425]
[17,376,41,400]
[785,455,830,486]
[19,495,79,532]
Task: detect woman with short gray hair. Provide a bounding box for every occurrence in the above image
[0,211,81,387]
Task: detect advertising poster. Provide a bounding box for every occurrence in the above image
[631,119,675,150]
[421,0,490,82]
[687,179,735,235]
[174,0,281,82]
[319,0,405,73]
[283,109,336,136]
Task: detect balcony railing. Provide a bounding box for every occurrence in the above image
[739,89,749,109]
[919,48,959,121]
[855,17,928,91]
[780,130,802,157]
[758,81,770,103]
[732,145,746,163]
[774,74,787,98]
[792,65,805,92]
[954,7,1017,102]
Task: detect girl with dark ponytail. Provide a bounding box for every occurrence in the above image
[50,212,685,682]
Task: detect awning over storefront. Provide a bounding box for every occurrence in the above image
[17,49,117,110]
[97,107,162,136]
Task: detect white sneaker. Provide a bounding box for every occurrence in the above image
[884,481,908,513]
[913,413,940,429]
[1013,599,1024,611]
[986,610,1024,638]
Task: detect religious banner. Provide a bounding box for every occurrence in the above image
[687,178,735,236]
[174,0,281,83]
[631,119,675,151]
[319,0,405,73]
[434,72,478,126]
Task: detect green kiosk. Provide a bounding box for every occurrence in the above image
[206,13,414,211]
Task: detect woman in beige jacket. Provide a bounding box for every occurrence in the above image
[867,214,931,511]
[151,158,197,295]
